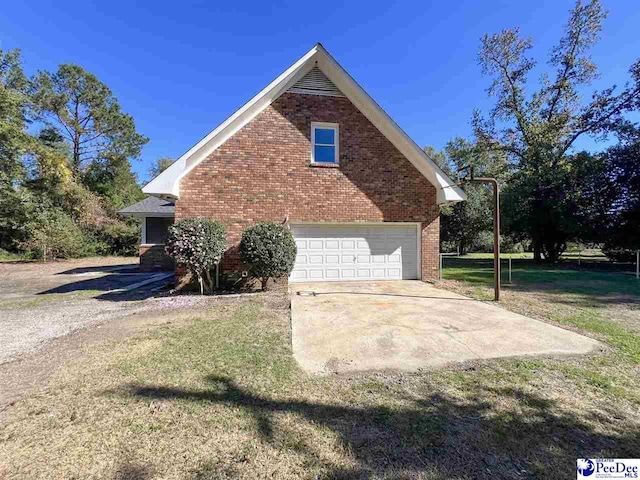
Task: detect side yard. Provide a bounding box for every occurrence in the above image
[1,258,639,479]
[0,257,173,365]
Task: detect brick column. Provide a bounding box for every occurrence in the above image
[421,215,440,281]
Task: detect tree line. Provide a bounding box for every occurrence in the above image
[434,0,640,263]
[0,50,171,260]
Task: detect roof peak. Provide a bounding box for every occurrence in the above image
[143,45,465,204]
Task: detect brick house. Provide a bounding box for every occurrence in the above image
[121,44,465,282]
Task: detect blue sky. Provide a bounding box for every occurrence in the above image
[1,0,638,182]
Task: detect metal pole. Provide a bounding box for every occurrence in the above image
[509,257,512,284]
[458,168,502,301]
[636,250,639,280]
[439,254,443,281]
[494,181,500,300]
[474,178,500,301]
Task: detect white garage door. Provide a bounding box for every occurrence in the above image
[290,224,419,283]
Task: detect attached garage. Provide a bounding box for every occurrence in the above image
[289,223,420,283]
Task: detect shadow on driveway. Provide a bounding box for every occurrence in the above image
[55,264,140,275]
[38,272,173,301]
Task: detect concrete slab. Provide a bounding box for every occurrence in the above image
[290,281,601,374]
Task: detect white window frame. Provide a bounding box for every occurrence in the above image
[311,122,339,164]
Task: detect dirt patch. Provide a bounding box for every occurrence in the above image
[0,294,251,409]
[0,257,139,298]
[0,258,176,364]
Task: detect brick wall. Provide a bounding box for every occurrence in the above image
[140,244,174,271]
[176,92,440,281]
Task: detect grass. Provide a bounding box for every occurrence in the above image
[445,249,614,262]
[443,254,639,299]
[0,249,30,263]
[1,264,640,478]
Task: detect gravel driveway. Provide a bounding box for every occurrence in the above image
[0,258,174,364]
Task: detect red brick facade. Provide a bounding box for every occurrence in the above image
[140,244,174,271]
[176,92,440,281]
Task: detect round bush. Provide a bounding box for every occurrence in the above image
[240,222,297,290]
[165,218,226,293]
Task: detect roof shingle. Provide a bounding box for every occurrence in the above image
[119,196,175,216]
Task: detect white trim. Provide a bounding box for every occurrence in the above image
[142,43,466,204]
[288,222,421,281]
[311,122,339,165]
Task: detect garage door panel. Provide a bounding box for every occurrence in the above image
[341,255,355,264]
[388,268,402,278]
[325,240,339,250]
[388,254,401,264]
[342,269,355,278]
[325,254,340,264]
[290,224,419,283]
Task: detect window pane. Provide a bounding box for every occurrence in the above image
[314,145,336,163]
[146,217,174,244]
[314,128,335,145]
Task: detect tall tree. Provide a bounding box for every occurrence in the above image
[148,157,174,180]
[0,49,31,249]
[30,64,148,174]
[472,0,640,261]
[599,137,640,258]
[0,49,29,185]
[427,142,508,254]
[84,154,145,212]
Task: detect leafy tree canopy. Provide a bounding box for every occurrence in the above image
[30,64,148,174]
[471,0,640,261]
[148,157,174,181]
[0,49,30,185]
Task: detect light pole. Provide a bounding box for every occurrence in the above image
[459,166,501,301]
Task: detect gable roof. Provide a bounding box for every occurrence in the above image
[118,196,175,217]
[143,44,466,204]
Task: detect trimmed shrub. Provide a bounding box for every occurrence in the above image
[164,218,226,294]
[240,222,297,290]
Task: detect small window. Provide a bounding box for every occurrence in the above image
[311,122,339,164]
[144,217,174,245]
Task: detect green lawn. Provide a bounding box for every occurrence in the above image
[443,254,638,298]
[0,249,30,263]
[1,265,640,478]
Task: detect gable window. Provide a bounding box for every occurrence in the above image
[311,122,339,164]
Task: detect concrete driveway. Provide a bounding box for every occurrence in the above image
[290,281,601,374]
